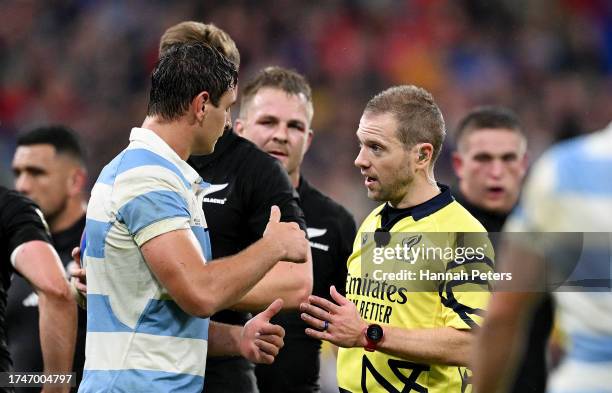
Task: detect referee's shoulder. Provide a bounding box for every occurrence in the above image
[445,200,488,232]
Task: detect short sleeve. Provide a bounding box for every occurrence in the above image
[113,170,192,247]
[243,153,306,236]
[440,233,494,330]
[1,189,51,258]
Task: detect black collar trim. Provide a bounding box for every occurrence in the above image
[377,183,454,230]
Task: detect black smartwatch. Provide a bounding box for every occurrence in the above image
[364,324,384,352]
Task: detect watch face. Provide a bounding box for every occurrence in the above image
[367,324,383,342]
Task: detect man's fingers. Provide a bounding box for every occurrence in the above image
[300,312,326,330]
[300,303,330,323]
[259,298,284,321]
[256,334,284,349]
[256,323,285,338]
[255,352,275,365]
[330,286,349,305]
[269,205,281,223]
[306,295,339,314]
[254,339,281,356]
[75,281,87,293]
[71,247,81,267]
[70,268,86,278]
[304,328,334,342]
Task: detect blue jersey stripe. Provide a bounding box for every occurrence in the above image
[116,190,190,235]
[191,226,212,261]
[79,369,204,393]
[121,148,190,188]
[137,299,209,339]
[554,141,612,196]
[85,219,112,258]
[86,294,133,333]
[570,333,612,362]
[96,151,126,186]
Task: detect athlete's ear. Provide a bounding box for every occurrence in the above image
[452,151,463,178]
[234,119,244,135]
[193,91,210,123]
[303,128,313,155]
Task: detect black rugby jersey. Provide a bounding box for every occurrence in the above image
[7,214,87,392]
[256,177,356,393]
[452,186,553,393]
[0,186,50,393]
[187,129,306,393]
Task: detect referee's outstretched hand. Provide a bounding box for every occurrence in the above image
[263,205,308,264]
[240,298,286,364]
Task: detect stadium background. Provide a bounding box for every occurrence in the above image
[0,1,611,391]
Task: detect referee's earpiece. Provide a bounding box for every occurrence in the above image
[419,150,427,161]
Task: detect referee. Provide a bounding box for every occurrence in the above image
[0,186,76,393]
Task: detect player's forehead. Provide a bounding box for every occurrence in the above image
[462,128,524,154]
[249,88,310,121]
[13,144,57,164]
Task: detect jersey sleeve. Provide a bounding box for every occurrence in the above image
[242,153,306,237]
[440,232,494,330]
[1,189,51,268]
[112,168,192,247]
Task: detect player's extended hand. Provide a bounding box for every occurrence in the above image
[300,285,367,348]
[69,246,87,308]
[263,205,308,264]
[240,298,285,364]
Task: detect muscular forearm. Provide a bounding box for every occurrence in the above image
[38,289,77,393]
[207,322,241,357]
[472,292,537,393]
[376,326,473,366]
[232,248,313,311]
[202,237,287,314]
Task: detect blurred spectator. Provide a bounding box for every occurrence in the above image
[0,1,610,223]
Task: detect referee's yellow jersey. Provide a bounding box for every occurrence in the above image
[337,185,493,393]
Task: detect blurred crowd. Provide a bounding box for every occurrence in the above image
[1,0,611,221]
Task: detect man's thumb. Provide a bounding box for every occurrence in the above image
[269,205,281,223]
[260,298,284,320]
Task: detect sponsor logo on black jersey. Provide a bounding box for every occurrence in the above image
[203,183,229,205]
[307,227,329,251]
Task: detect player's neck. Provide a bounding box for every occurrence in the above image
[50,199,86,234]
[392,174,440,209]
[141,116,193,160]
[290,171,300,188]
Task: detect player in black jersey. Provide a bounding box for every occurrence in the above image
[0,186,76,393]
[9,126,88,391]
[235,67,356,393]
[158,22,313,392]
[452,107,553,393]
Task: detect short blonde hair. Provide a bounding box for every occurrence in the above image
[159,21,240,68]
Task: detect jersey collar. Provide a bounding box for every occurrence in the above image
[378,183,454,229]
[129,127,202,185]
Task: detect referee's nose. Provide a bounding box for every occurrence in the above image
[355,146,369,169]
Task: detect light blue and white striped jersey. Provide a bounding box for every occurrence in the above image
[78,128,212,393]
[506,122,612,393]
